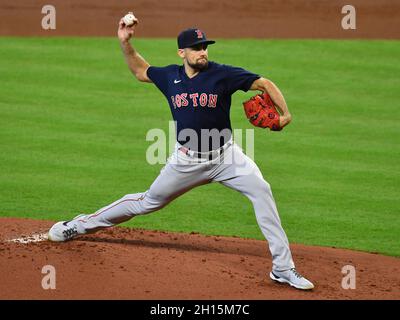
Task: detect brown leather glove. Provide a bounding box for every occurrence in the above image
[243,93,281,131]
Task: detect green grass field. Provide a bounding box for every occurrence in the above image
[1,38,399,257]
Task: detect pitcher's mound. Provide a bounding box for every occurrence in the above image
[0,218,399,299]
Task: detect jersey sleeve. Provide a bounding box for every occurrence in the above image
[223,65,260,94]
[146,66,173,95]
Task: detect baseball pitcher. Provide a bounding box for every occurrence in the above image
[48,12,314,290]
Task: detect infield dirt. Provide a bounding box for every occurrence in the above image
[1,218,399,299]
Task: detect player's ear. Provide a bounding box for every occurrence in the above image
[177,49,185,59]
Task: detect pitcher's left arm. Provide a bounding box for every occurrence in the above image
[250,77,292,128]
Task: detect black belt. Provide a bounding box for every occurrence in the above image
[178,141,232,160]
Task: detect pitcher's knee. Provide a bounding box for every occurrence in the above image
[131,192,169,215]
[117,193,151,216]
[253,177,272,196]
[121,193,145,200]
[138,201,167,215]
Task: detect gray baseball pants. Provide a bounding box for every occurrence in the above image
[74,140,295,271]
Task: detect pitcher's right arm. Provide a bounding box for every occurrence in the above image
[118,14,152,83]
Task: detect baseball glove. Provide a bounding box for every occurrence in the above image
[243,93,281,131]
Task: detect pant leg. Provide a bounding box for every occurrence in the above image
[76,150,210,233]
[212,144,295,271]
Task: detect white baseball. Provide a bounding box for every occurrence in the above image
[123,13,137,27]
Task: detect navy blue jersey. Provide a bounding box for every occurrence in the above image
[147,61,260,151]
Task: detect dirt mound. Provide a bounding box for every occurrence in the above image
[0,218,399,299]
[0,0,399,38]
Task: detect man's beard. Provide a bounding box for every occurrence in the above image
[188,58,209,71]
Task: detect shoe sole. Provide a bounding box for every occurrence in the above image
[269,272,314,290]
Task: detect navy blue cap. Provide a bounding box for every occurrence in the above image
[177,28,216,49]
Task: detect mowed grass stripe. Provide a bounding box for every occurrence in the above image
[0,38,399,256]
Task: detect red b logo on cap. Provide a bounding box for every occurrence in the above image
[195,29,203,39]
